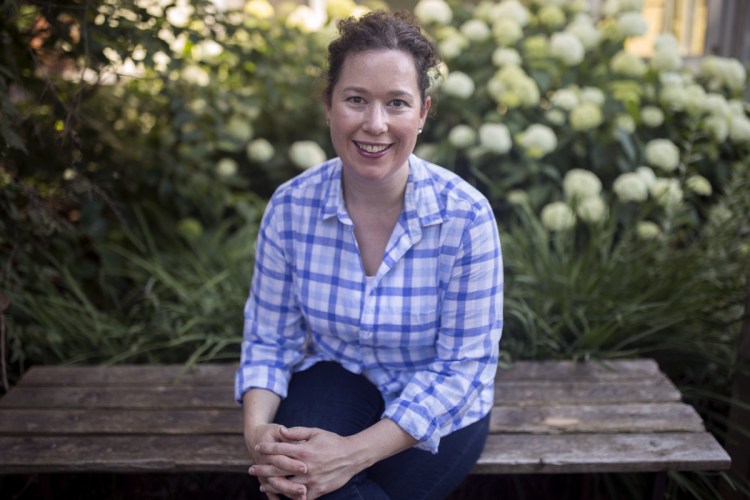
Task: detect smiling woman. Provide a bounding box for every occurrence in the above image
[235,11,504,500]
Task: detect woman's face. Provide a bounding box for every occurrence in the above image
[325,49,430,185]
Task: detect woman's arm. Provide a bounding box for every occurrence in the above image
[243,388,309,500]
[252,418,418,500]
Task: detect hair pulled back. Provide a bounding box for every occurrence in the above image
[324,11,440,107]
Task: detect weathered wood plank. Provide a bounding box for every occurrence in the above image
[493,379,682,405]
[0,435,249,473]
[489,403,705,434]
[495,359,662,381]
[475,432,732,474]
[0,403,704,436]
[15,359,662,388]
[0,386,235,410]
[0,409,243,435]
[0,432,730,475]
[16,364,237,387]
[0,378,681,411]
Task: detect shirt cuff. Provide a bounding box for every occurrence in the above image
[234,363,291,404]
[382,399,441,454]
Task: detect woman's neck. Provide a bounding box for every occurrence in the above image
[342,164,409,212]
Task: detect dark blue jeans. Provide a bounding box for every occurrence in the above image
[274,362,490,500]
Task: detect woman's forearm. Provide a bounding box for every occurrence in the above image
[346,418,419,470]
[242,388,282,437]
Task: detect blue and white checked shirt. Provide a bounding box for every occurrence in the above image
[235,154,503,453]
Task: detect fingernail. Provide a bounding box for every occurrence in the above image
[248,466,255,475]
[299,465,307,473]
[254,444,260,451]
[259,485,265,493]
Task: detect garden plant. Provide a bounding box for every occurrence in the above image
[1,0,749,497]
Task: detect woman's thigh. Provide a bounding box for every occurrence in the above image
[274,362,384,437]
[368,414,490,500]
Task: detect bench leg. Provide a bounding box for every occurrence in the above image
[651,471,667,500]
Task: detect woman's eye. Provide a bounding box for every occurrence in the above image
[390,99,407,108]
[347,96,365,104]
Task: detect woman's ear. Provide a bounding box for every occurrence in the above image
[420,96,432,124]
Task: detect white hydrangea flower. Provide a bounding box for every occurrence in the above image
[615,113,636,133]
[225,115,254,142]
[493,18,524,46]
[569,102,604,131]
[448,124,477,148]
[182,65,210,86]
[492,47,522,67]
[286,5,324,32]
[549,32,585,66]
[518,124,557,159]
[289,140,327,169]
[728,99,747,117]
[579,87,606,106]
[507,189,528,205]
[216,158,238,178]
[729,116,750,143]
[166,0,194,28]
[686,175,712,196]
[460,19,491,42]
[439,33,469,59]
[551,88,579,111]
[650,34,682,71]
[660,83,687,111]
[636,166,657,188]
[641,106,664,128]
[488,65,541,108]
[245,0,274,18]
[246,138,274,162]
[538,5,566,27]
[650,178,683,208]
[610,50,647,77]
[702,93,730,118]
[566,14,601,50]
[545,109,567,126]
[541,202,576,231]
[563,168,602,200]
[491,0,529,26]
[636,220,662,240]
[613,172,649,202]
[616,11,648,37]
[576,196,608,223]
[192,40,223,63]
[703,115,729,142]
[414,0,453,24]
[442,71,475,99]
[479,123,512,154]
[700,56,748,92]
[684,84,707,115]
[645,139,680,172]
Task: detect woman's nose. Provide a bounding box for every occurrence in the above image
[362,105,388,134]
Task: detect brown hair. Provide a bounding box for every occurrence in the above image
[323,10,440,108]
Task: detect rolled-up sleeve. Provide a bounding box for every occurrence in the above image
[382,200,503,453]
[234,199,307,403]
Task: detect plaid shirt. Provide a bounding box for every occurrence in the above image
[235,155,503,453]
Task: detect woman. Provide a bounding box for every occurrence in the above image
[235,11,503,500]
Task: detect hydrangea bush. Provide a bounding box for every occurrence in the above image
[413,0,750,239]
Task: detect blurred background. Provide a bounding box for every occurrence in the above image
[1,0,749,497]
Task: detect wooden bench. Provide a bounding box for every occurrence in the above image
[0,360,731,494]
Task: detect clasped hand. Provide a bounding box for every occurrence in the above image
[247,424,363,500]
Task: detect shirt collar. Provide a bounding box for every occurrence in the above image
[320,155,447,228]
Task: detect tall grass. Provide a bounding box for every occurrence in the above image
[6,202,263,371]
